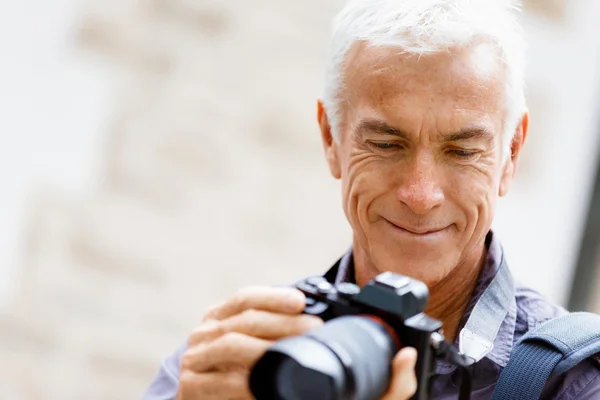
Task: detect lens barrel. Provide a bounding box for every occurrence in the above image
[249,315,399,400]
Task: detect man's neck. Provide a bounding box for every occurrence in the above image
[424,245,486,341]
[353,241,487,343]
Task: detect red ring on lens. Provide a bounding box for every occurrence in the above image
[360,315,402,350]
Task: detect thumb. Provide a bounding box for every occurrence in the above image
[382,347,418,400]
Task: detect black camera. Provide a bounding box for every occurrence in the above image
[249,272,446,400]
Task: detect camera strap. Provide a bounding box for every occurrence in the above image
[433,338,475,400]
[429,252,513,400]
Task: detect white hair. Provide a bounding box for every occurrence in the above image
[322,0,527,159]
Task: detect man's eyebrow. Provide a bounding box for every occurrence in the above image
[356,119,410,140]
[443,127,494,142]
[356,120,494,142]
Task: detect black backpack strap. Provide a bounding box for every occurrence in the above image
[491,312,600,400]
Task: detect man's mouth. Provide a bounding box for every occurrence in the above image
[384,219,449,236]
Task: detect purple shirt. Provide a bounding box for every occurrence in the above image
[143,232,600,399]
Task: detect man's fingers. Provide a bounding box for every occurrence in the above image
[222,309,324,339]
[177,370,251,400]
[381,347,418,400]
[182,332,274,372]
[188,319,224,346]
[189,309,323,346]
[203,286,306,321]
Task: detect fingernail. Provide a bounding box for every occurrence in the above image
[403,347,418,366]
[283,290,306,311]
[302,315,325,329]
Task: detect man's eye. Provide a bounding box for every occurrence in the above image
[450,149,477,158]
[372,142,401,150]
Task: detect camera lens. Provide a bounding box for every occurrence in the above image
[250,334,346,400]
[249,316,399,400]
[276,358,335,400]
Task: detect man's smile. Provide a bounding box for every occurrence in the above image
[382,218,452,239]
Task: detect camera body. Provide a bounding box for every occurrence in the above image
[297,273,443,399]
[249,272,444,400]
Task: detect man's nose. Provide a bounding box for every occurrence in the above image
[396,157,445,215]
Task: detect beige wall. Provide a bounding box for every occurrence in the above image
[1,1,351,399]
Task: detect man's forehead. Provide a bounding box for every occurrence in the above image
[343,41,507,111]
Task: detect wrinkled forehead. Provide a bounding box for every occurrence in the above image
[341,41,508,127]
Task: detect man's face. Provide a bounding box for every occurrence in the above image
[319,42,527,286]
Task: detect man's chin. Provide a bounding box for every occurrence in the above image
[367,243,452,284]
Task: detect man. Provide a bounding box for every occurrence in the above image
[144,0,600,399]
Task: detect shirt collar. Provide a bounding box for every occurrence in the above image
[325,231,517,373]
[456,231,517,370]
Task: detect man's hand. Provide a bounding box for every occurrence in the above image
[381,347,419,400]
[176,286,323,400]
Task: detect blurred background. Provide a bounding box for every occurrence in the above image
[1,0,600,399]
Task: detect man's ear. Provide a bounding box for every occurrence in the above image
[499,112,529,197]
[317,99,342,179]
